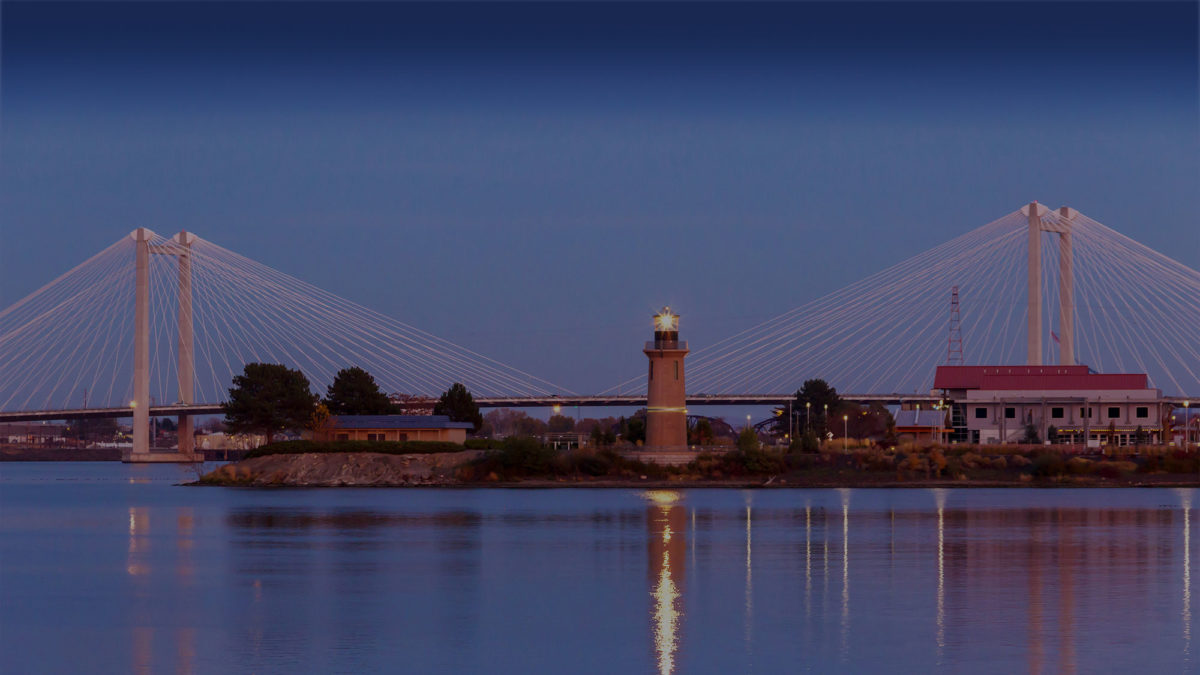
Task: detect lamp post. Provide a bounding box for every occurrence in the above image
[843,414,848,453]
[1186,401,1192,453]
[806,401,811,435]
[789,400,794,444]
[823,403,828,438]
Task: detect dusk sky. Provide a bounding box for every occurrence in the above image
[2,1,1197,394]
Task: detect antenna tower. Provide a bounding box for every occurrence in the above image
[946,286,963,365]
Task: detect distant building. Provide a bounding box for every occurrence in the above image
[934,365,1167,446]
[195,432,266,451]
[317,415,473,443]
[0,422,67,445]
[893,410,950,442]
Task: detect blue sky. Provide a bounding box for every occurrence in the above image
[2,1,1197,397]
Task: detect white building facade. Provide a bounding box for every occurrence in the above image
[935,365,1169,447]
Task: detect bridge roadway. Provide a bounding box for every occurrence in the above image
[3,394,1193,423]
[0,394,942,423]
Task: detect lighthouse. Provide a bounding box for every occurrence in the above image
[644,307,689,449]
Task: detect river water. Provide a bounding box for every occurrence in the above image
[1,463,1195,673]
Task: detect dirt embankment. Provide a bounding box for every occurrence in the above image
[198,451,481,486]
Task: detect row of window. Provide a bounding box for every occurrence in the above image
[335,433,409,441]
[973,406,1150,420]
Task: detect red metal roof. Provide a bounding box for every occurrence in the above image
[934,365,1148,391]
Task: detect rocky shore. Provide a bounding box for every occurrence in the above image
[196,450,481,487]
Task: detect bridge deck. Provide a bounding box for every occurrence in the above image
[3,394,1191,423]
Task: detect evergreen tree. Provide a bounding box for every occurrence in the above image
[433,382,483,432]
[324,366,392,415]
[737,426,760,453]
[223,363,318,444]
[791,379,842,438]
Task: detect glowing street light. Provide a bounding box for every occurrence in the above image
[843,414,849,453]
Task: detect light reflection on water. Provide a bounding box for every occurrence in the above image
[0,463,1197,673]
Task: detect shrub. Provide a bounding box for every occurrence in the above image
[1163,454,1200,474]
[1138,455,1162,473]
[1066,457,1094,475]
[464,438,501,450]
[492,436,556,475]
[1095,461,1136,479]
[799,431,821,454]
[1010,455,1033,468]
[741,448,785,474]
[1031,453,1066,477]
[574,453,612,477]
[244,439,466,459]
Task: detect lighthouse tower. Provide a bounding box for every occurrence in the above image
[644,307,689,449]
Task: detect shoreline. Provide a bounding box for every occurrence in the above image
[189,450,1200,489]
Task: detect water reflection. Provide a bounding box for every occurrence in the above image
[840,489,850,662]
[1180,489,1193,661]
[933,488,945,663]
[645,491,685,675]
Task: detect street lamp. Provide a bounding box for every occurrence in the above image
[843,414,848,453]
[806,401,811,434]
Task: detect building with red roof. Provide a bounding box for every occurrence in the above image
[933,365,1168,446]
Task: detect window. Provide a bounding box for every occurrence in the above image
[367,433,383,441]
[336,433,349,441]
[398,433,408,442]
[1080,407,1093,419]
[674,361,679,380]
[974,407,988,419]
[1108,407,1121,419]
[1005,407,1016,419]
[1051,407,1064,419]
[1136,407,1149,418]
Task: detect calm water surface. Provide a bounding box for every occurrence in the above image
[1,463,1196,673]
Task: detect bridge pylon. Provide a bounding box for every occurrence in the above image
[123,229,202,463]
[1024,201,1075,366]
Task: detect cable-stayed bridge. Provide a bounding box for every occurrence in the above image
[2,202,1197,456]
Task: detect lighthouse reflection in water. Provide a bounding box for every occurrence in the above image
[645,490,686,675]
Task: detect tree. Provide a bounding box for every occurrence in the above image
[689,418,714,445]
[324,366,392,416]
[1022,420,1041,445]
[223,363,318,444]
[791,379,842,438]
[620,413,646,444]
[737,426,760,453]
[1047,425,1059,444]
[547,414,575,433]
[434,383,483,432]
[310,403,334,438]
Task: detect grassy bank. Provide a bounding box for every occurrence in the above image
[458,439,1200,486]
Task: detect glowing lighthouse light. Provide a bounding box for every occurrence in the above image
[655,308,678,333]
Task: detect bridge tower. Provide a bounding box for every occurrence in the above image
[125,229,200,462]
[1024,202,1075,366]
[644,307,689,450]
